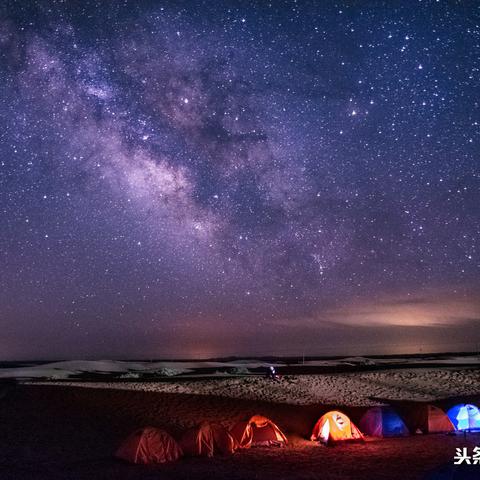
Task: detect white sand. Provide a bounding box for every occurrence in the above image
[0,359,285,379]
[3,355,479,380]
[29,367,480,406]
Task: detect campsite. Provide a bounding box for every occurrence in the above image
[1,357,480,479]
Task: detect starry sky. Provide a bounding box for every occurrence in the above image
[1,0,479,360]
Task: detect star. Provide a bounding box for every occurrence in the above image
[0,0,478,358]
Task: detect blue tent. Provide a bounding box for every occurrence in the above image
[447,404,480,431]
[359,406,409,437]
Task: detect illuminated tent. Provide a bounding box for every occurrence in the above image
[180,422,236,457]
[310,410,364,445]
[115,427,183,464]
[404,404,454,434]
[359,406,409,437]
[230,415,288,448]
[447,404,480,431]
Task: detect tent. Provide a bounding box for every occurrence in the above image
[447,404,480,431]
[404,404,455,434]
[310,410,364,445]
[359,406,409,437]
[230,415,288,448]
[115,427,183,464]
[180,422,236,457]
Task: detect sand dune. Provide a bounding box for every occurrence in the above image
[34,367,480,406]
[2,355,479,380]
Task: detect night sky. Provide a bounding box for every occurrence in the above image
[1,1,479,360]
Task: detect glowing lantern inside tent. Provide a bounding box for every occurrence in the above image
[447,404,480,431]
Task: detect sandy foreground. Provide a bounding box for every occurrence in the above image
[1,367,480,480]
[36,367,480,406]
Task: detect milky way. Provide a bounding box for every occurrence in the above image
[1,1,479,359]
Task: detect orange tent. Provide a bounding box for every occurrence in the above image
[404,404,455,434]
[180,422,236,457]
[311,410,364,445]
[230,415,288,448]
[115,427,183,464]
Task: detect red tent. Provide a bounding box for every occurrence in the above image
[180,422,236,457]
[404,404,454,434]
[115,427,183,464]
[230,415,288,448]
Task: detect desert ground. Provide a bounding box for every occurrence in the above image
[1,363,480,479]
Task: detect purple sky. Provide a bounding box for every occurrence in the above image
[1,1,479,359]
